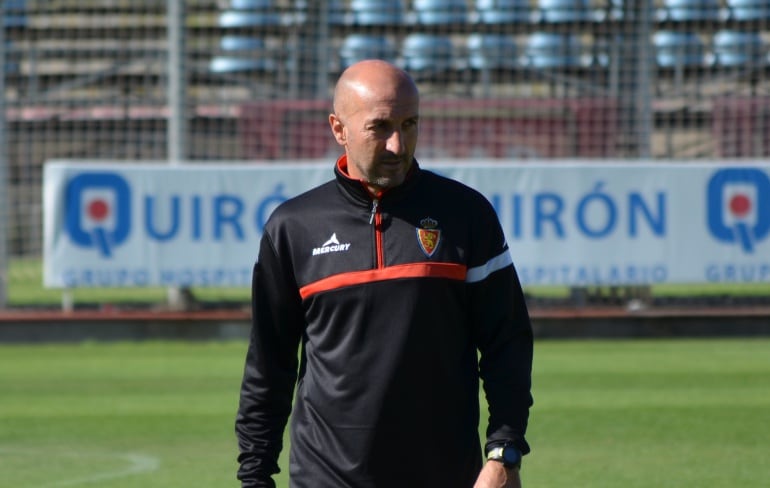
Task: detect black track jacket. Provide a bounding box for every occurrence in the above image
[236,156,533,488]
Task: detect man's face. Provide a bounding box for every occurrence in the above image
[331,87,419,192]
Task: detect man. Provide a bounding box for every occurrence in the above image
[236,59,533,488]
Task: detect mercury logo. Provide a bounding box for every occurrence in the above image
[312,233,351,256]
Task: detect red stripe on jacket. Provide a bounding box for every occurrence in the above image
[299,262,467,299]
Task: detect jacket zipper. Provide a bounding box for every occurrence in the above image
[369,197,384,269]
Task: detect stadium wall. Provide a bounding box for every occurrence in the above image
[3,1,770,312]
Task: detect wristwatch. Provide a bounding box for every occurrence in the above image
[486,444,522,469]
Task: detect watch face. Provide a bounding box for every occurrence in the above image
[503,447,522,465]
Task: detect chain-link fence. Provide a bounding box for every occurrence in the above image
[2,0,769,307]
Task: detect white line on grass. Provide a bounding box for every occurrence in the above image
[0,448,161,487]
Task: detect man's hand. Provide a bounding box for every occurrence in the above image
[473,461,522,488]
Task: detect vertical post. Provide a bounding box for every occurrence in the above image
[167,0,186,164]
[0,2,9,308]
[167,0,188,308]
[287,10,300,99]
[635,0,653,159]
[315,0,330,99]
[633,0,654,303]
[617,0,653,159]
[610,0,654,305]
[297,1,330,98]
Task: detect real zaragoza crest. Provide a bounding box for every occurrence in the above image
[416,217,441,257]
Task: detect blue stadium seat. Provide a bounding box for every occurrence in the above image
[474,0,532,24]
[401,34,456,74]
[218,0,282,27]
[413,0,469,25]
[726,0,770,20]
[656,0,723,22]
[712,30,766,67]
[5,0,27,10]
[522,32,584,69]
[350,0,405,25]
[4,40,20,76]
[3,0,28,28]
[295,0,347,25]
[591,36,612,68]
[339,34,398,69]
[209,58,278,73]
[228,0,272,8]
[209,37,277,74]
[3,14,27,28]
[652,31,707,68]
[219,36,266,52]
[536,0,595,23]
[606,0,627,21]
[466,34,519,70]
[4,60,20,76]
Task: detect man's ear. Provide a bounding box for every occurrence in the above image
[329,113,346,145]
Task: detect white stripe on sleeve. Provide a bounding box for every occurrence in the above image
[465,249,513,283]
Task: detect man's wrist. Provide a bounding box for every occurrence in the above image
[485,443,522,469]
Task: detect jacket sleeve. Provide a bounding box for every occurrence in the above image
[236,231,305,487]
[471,207,534,456]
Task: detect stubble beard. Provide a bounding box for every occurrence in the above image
[369,159,410,190]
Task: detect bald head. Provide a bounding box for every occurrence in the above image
[332,60,419,120]
[328,60,420,193]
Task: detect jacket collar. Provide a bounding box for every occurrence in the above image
[334,154,421,206]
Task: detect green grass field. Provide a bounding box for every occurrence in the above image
[1,338,769,487]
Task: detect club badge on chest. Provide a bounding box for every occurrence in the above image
[416,217,441,258]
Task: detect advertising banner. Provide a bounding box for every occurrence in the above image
[43,160,770,288]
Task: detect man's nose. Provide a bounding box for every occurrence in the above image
[386,129,405,155]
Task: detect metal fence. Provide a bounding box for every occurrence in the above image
[2,0,770,305]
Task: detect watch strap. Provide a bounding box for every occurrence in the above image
[486,444,522,469]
